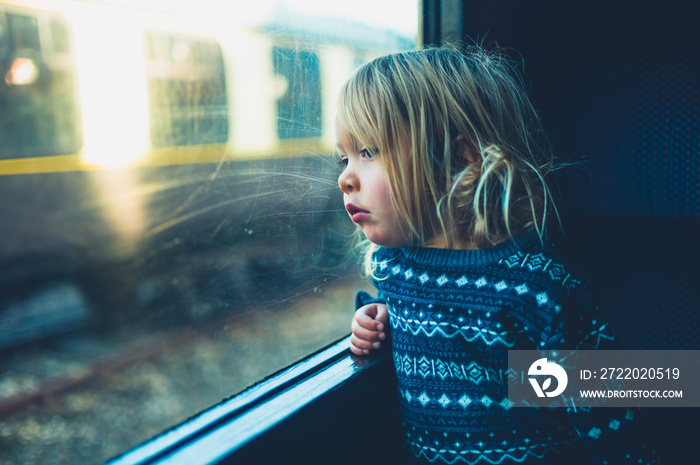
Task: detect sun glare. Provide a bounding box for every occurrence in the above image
[65,3,150,167]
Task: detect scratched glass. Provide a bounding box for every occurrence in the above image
[0,1,417,463]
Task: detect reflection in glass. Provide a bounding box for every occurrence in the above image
[0,1,417,463]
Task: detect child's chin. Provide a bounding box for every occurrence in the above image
[364,233,409,249]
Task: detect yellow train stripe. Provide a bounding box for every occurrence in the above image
[0,140,332,176]
[0,154,90,175]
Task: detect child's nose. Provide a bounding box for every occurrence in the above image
[338,169,356,194]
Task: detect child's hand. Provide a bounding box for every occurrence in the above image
[350,303,388,356]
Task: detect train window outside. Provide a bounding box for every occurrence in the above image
[49,19,70,53]
[6,13,40,52]
[144,31,229,147]
[273,47,322,139]
[0,11,81,158]
[0,13,7,60]
[0,1,417,464]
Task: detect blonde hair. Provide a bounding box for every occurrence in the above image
[337,45,560,272]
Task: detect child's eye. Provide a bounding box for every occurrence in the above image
[338,156,348,168]
[360,148,377,160]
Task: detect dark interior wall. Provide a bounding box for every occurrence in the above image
[466,1,698,218]
[458,1,699,461]
[457,0,699,350]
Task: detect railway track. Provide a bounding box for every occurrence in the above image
[0,325,203,419]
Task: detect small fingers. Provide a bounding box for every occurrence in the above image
[350,329,384,349]
[351,319,386,343]
[350,304,389,356]
[354,310,385,332]
[349,341,369,356]
[349,334,382,355]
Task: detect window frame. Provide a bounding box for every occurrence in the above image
[104,337,396,465]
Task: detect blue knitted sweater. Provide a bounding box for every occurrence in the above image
[356,232,659,464]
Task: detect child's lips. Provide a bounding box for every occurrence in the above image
[346,203,370,222]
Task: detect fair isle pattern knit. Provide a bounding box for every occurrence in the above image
[357,233,659,464]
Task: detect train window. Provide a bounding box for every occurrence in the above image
[49,18,70,53]
[144,31,229,147]
[6,13,40,52]
[273,47,322,139]
[0,13,7,60]
[0,10,81,158]
[0,1,417,464]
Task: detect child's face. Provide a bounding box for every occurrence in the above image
[336,116,410,248]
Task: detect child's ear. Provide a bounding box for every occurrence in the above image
[453,135,480,165]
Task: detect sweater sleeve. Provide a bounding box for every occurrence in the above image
[355,290,386,310]
[354,247,389,310]
[543,280,661,465]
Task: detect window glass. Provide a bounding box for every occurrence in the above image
[0,1,417,464]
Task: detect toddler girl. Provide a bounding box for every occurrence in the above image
[337,46,658,464]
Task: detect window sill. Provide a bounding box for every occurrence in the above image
[105,336,401,465]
